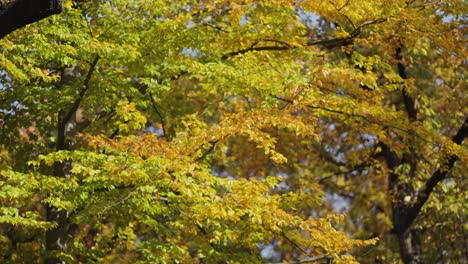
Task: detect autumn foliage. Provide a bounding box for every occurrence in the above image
[0,1,466,263]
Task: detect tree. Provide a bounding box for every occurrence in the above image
[0,1,466,263]
[0,0,63,39]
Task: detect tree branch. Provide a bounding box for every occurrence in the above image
[395,46,417,121]
[0,0,62,39]
[409,118,467,226]
[273,95,430,143]
[328,0,355,29]
[222,45,291,60]
[194,141,218,162]
[201,22,229,33]
[55,56,99,151]
[266,254,333,264]
[67,109,112,136]
[280,232,309,256]
[222,18,387,59]
[61,55,100,127]
[149,92,167,138]
[307,18,386,48]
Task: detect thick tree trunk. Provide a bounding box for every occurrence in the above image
[44,58,99,263]
[45,207,68,264]
[397,229,422,264]
[381,140,424,264]
[44,120,69,264]
[0,0,62,39]
[384,46,424,264]
[390,184,424,264]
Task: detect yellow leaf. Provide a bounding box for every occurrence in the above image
[64,0,73,10]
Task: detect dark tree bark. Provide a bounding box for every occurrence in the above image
[379,46,468,264]
[389,118,466,264]
[44,56,100,264]
[0,0,62,39]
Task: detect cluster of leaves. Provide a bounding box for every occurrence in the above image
[0,0,466,263]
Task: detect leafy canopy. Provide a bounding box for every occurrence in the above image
[0,0,466,263]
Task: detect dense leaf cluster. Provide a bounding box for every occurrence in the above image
[0,0,466,263]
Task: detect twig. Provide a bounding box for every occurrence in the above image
[195,141,218,162]
[281,232,308,255]
[261,38,295,48]
[202,22,229,33]
[328,0,355,29]
[98,191,133,218]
